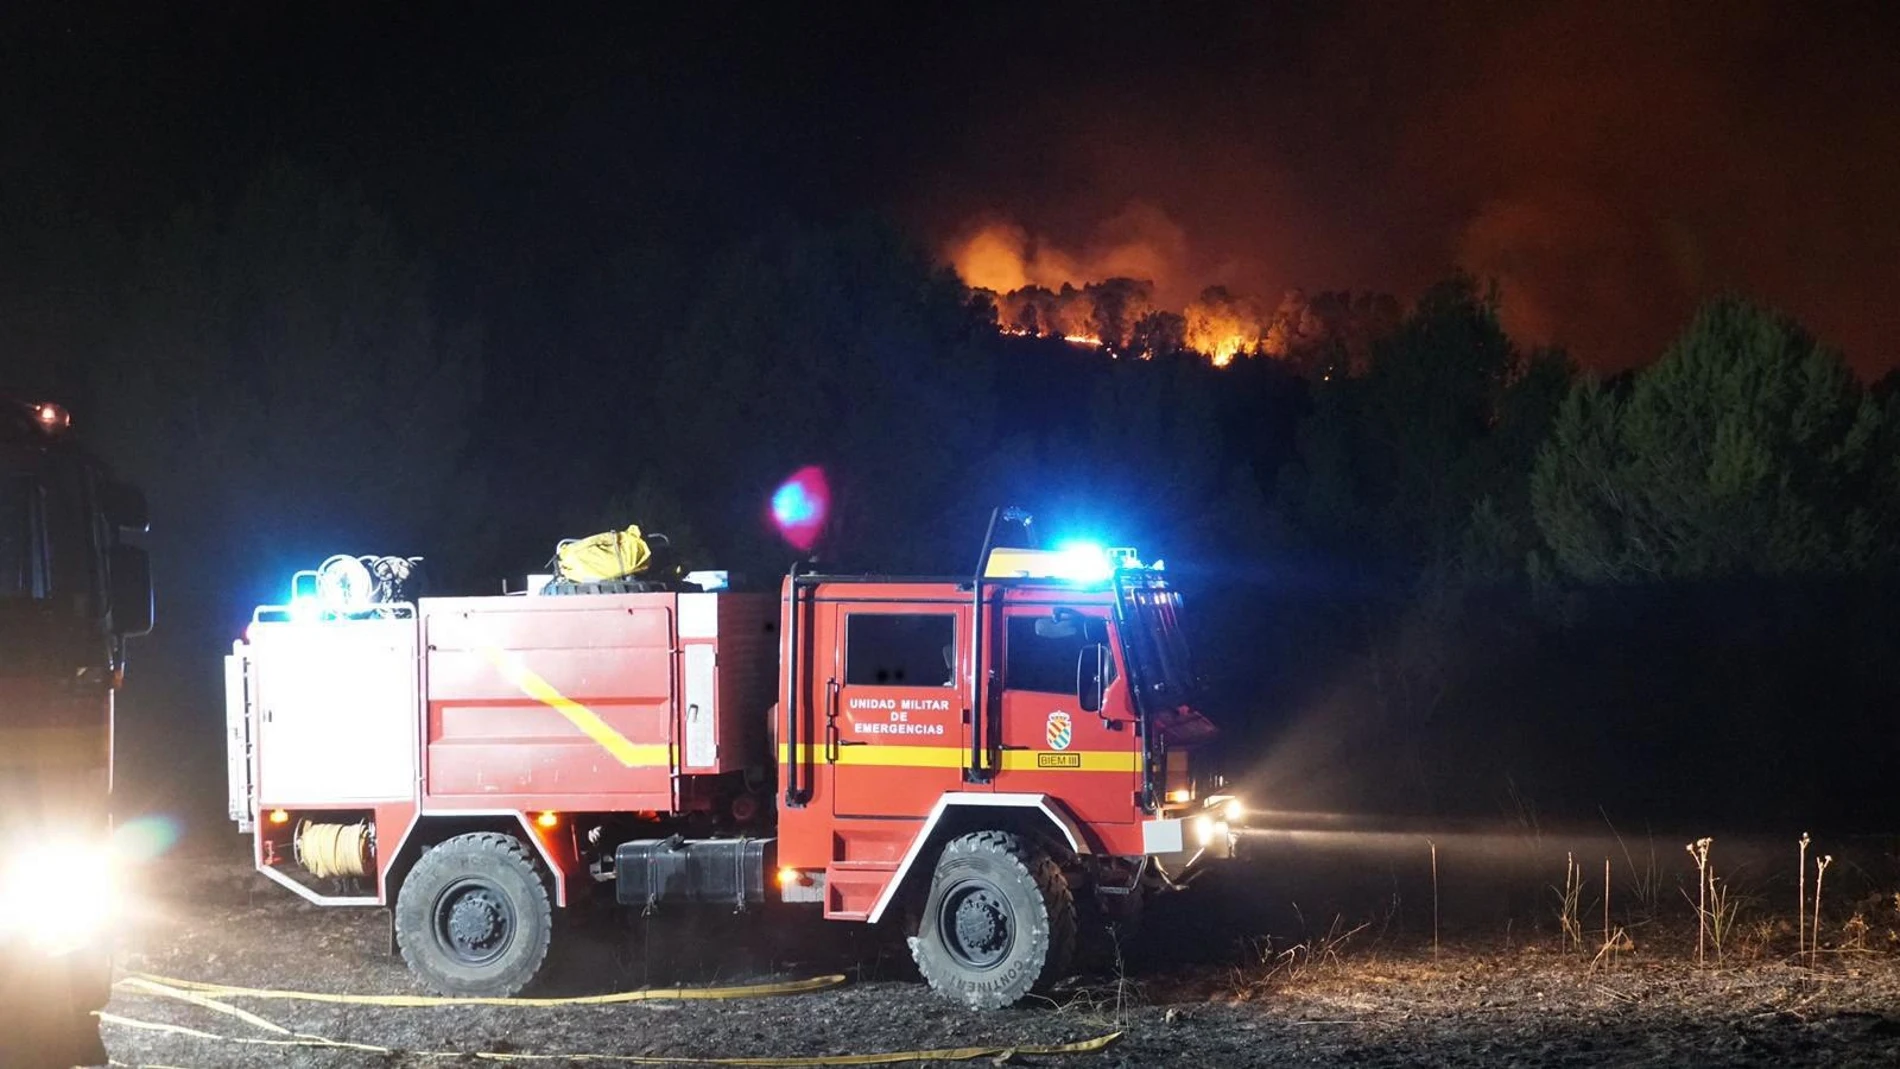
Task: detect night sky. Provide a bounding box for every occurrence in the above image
[6,1,1897,376]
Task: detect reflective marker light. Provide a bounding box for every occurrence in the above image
[535,811,559,830]
[776,866,800,887]
[269,809,291,825]
[1165,788,1192,804]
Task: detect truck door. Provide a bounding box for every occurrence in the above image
[827,603,969,818]
[993,605,1138,829]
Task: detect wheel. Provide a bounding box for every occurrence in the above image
[908,830,1076,1009]
[395,832,553,996]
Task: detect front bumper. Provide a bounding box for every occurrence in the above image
[1140,813,1237,862]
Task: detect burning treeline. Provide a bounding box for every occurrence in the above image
[981,279,1400,376]
[948,218,1400,375]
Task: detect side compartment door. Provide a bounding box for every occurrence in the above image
[254,619,418,805]
[829,604,968,818]
[993,605,1138,829]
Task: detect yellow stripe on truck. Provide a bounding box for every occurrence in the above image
[776,744,1139,772]
[477,646,670,767]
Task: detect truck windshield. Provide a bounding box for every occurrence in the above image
[1116,574,1218,744]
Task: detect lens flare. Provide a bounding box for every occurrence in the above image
[111,814,182,863]
[770,466,830,552]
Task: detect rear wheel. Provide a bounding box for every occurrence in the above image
[909,831,1075,1008]
[395,832,552,996]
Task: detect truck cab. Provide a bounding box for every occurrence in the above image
[0,398,152,1067]
[775,524,1231,1006]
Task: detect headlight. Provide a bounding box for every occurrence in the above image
[1205,794,1245,824]
[0,839,117,954]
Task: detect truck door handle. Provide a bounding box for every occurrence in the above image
[824,679,841,761]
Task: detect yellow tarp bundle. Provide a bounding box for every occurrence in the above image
[556,526,652,582]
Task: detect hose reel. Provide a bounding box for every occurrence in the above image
[295,820,374,880]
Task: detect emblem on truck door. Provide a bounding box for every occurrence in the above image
[1044,710,1073,751]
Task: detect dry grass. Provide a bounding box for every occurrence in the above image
[1229,916,1371,1000]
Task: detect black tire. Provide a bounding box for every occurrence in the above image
[908,830,1076,1009]
[395,832,553,997]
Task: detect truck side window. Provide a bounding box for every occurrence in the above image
[0,473,46,600]
[1007,614,1114,694]
[846,613,955,687]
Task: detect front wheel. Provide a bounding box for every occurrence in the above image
[908,831,1076,1009]
[395,832,553,996]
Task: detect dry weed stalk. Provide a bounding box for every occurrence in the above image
[1686,838,1712,966]
[1555,852,1584,954]
[1798,832,1810,958]
[1602,811,1661,920]
[1603,858,1611,947]
[1591,927,1635,972]
[1843,912,1870,953]
[1588,856,1634,971]
[1812,854,1833,968]
[1706,873,1742,963]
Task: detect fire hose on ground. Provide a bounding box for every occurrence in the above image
[102,972,1123,1065]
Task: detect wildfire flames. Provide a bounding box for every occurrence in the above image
[949,218,1401,375]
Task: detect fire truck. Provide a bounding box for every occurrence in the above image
[1,397,152,1066]
[226,511,1236,1008]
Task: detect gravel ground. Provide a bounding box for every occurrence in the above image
[100,837,1900,1068]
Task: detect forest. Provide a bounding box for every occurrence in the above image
[5,167,1897,833]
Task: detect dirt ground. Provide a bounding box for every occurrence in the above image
[100,831,1900,1068]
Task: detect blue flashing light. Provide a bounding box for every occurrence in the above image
[1051,541,1114,583]
[288,593,322,624]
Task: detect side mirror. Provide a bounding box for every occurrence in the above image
[100,480,149,533]
[108,544,154,637]
[1076,644,1110,713]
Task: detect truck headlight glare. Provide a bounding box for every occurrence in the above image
[0,840,117,953]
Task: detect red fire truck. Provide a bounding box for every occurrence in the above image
[226,511,1236,1007]
[1,397,153,1066]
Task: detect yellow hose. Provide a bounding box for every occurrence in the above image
[106,975,1124,1065]
[294,820,371,879]
[127,970,844,1008]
